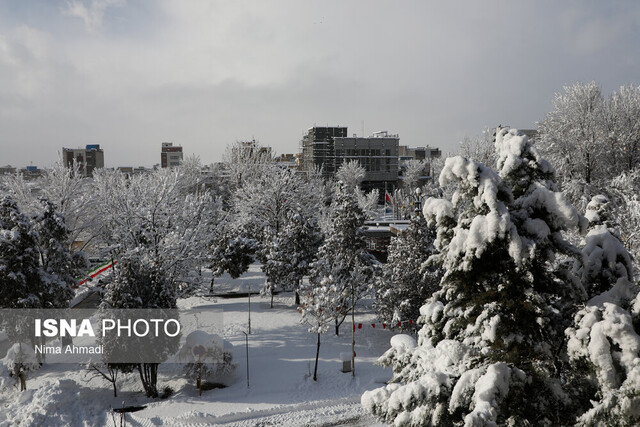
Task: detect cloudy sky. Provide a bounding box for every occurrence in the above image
[1,1,640,168]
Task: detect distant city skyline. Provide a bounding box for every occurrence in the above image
[2,1,640,168]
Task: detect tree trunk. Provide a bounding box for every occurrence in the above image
[313,332,320,381]
[335,317,340,336]
[295,290,300,306]
[138,363,159,397]
[270,291,274,309]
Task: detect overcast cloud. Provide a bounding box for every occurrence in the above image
[1,0,640,168]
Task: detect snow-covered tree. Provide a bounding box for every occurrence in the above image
[565,195,640,425]
[5,161,97,251]
[607,168,640,260]
[231,166,323,306]
[93,167,215,397]
[0,196,41,310]
[333,161,379,220]
[363,128,587,426]
[208,225,256,283]
[458,127,497,169]
[400,159,428,193]
[538,81,606,185]
[223,140,274,192]
[375,212,440,330]
[298,275,342,381]
[93,167,214,290]
[309,186,376,336]
[605,84,640,174]
[32,198,85,308]
[335,160,365,193]
[264,209,322,306]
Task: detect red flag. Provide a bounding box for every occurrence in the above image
[409,319,413,325]
[358,323,362,329]
[385,192,392,203]
[371,323,375,328]
[382,323,387,329]
[397,322,402,327]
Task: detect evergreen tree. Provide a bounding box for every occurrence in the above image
[375,212,440,330]
[308,185,376,336]
[565,195,640,425]
[32,198,83,308]
[208,223,256,293]
[264,209,322,306]
[363,129,586,426]
[0,196,41,309]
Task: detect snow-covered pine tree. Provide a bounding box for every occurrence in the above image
[32,198,84,308]
[495,127,588,340]
[363,128,587,426]
[309,184,376,336]
[264,208,322,306]
[565,195,640,425]
[208,223,256,292]
[0,196,41,310]
[375,212,440,330]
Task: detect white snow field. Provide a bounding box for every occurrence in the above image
[0,265,392,426]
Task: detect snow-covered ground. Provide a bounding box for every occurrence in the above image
[0,265,393,426]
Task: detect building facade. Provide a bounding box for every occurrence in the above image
[62,144,104,177]
[333,131,400,196]
[300,126,400,198]
[161,142,183,168]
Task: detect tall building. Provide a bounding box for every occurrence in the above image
[62,144,104,177]
[300,126,348,178]
[161,142,183,168]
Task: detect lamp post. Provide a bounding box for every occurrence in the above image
[248,285,251,335]
[242,331,250,388]
[414,187,422,216]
